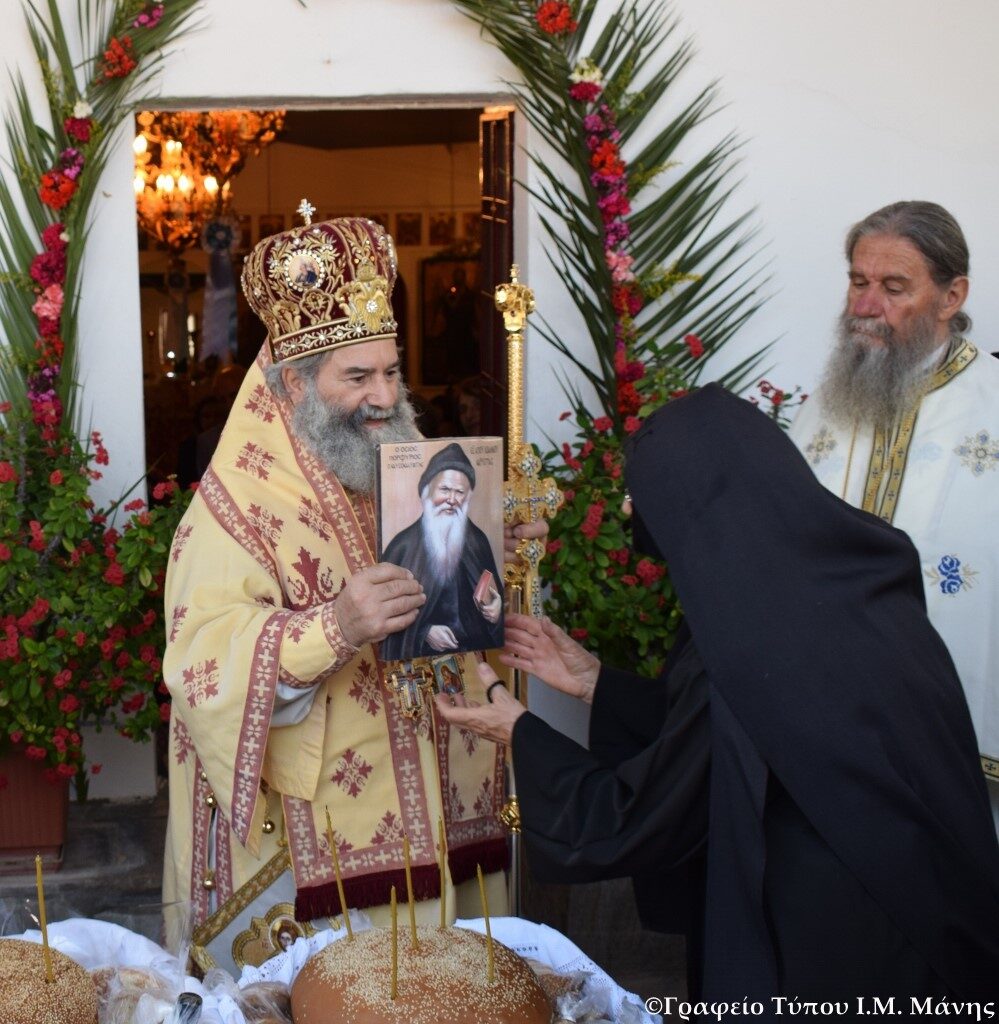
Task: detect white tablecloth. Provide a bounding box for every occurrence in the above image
[14,917,659,1023]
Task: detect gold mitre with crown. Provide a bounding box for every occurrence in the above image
[241,202,398,364]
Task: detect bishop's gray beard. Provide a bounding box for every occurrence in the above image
[819,310,945,428]
[420,494,468,581]
[291,383,420,494]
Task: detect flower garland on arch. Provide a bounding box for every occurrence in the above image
[453,0,770,673]
[0,1,199,789]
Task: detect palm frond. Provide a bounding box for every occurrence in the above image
[453,0,768,423]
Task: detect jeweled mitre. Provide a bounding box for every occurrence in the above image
[240,216,398,363]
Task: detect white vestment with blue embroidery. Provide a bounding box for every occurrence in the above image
[790,341,999,825]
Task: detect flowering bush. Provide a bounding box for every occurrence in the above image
[0,412,191,790]
[0,0,199,795]
[541,409,680,675]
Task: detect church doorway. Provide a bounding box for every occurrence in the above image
[134,103,515,491]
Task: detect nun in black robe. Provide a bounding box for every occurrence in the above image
[435,385,999,1005]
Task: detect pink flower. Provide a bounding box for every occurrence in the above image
[593,416,613,432]
[49,469,63,486]
[606,249,635,283]
[133,3,165,28]
[32,284,64,322]
[59,695,80,714]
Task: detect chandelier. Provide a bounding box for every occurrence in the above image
[133,109,285,252]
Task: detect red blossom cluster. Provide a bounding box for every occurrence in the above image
[580,500,605,539]
[99,35,136,79]
[535,1,577,35]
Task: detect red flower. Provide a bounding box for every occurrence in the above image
[124,498,145,512]
[546,539,563,554]
[59,695,80,714]
[621,574,638,586]
[0,461,17,483]
[535,1,578,35]
[28,520,46,551]
[561,442,582,472]
[90,763,103,775]
[30,249,67,288]
[152,480,177,500]
[41,223,67,250]
[593,416,613,432]
[63,116,92,143]
[590,140,626,179]
[49,469,63,486]
[636,558,665,586]
[99,35,137,79]
[38,170,77,210]
[771,391,785,406]
[684,333,705,359]
[569,628,589,640]
[569,81,602,103]
[159,702,172,723]
[25,745,47,760]
[617,381,642,417]
[103,561,125,586]
[56,763,76,779]
[0,543,11,562]
[624,416,642,434]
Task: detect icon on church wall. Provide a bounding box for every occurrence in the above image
[462,211,481,241]
[429,212,456,247]
[258,213,285,240]
[395,212,422,246]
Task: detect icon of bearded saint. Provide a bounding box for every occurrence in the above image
[380,442,503,661]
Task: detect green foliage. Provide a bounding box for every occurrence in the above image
[0,413,192,784]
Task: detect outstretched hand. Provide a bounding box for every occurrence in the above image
[334,563,425,649]
[498,612,600,704]
[434,661,525,745]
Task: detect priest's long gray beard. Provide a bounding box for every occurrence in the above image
[819,310,945,428]
[420,491,468,581]
[291,381,420,494]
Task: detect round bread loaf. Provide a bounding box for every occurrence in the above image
[291,926,552,1024]
[0,938,98,1024]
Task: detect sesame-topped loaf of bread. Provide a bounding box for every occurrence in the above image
[290,926,553,1024]
[0,938,98,1024]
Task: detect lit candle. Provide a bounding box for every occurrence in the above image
[390,885,398,1001]
[402,834,419,949]
[437,816,447,930]
[476,863,494,983]
[34,854,54,984]
[324,807,353,940]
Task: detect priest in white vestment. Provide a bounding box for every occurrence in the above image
[790,201,999,829]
